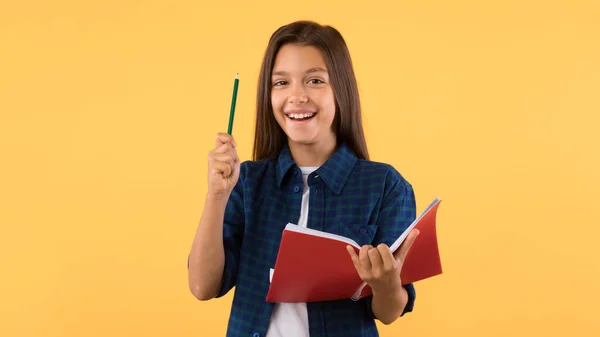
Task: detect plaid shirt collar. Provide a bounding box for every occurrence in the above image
[275,142,358,195]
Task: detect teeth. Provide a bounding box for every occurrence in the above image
[289,113,314,119]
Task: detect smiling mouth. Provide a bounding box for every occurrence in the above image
[285,111,317,121]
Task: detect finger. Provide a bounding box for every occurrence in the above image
[395,229,420,263]
[377,243,396,271]
[368,246,384,271]
[210,153,235,167]
[211,161,232,177]
[348,245,371,281]
[229,146,240,164]
[214,143,239,165]
[215,133,237,148]
[212,142,233,155]
[346,245,361,271]
[359,245,373,270]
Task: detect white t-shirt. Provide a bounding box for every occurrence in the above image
[265,166,318,337]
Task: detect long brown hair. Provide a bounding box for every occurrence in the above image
[252,20,369,161]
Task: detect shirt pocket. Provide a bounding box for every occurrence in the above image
[341,223,378,247]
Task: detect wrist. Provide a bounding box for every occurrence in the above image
[206,191,230,206]
[372,280,406,301]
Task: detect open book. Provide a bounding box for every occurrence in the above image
[265,198,443,303]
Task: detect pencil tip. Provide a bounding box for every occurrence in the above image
[236,73,239,79]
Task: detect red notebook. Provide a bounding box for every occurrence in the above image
[266,198,443,303]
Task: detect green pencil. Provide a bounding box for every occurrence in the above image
[227,73,239,135]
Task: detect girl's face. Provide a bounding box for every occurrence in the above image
[271,44,336,149]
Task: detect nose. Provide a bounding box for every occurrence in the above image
[287,84,308,104]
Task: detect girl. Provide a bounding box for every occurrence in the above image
[188,20,420,337]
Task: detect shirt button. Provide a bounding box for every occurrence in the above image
[293,169,298,175]
[253,333,260,337]
[359,227,367,235]
[293,186,300,193]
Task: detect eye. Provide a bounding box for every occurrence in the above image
[273,80,288,87]
[308,78,325,84]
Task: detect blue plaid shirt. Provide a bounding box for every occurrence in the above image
[205,143,416,337]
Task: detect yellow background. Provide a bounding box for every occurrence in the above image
[1,0,599,336]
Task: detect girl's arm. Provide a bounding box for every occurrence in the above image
[188,194,228,300]
[188,133,243,300]
[347,166,418,324]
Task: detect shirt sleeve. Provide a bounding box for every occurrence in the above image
[215,163,247,298]
[366,166,417,318]
[187,162,247,298]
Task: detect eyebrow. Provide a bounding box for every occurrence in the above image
[272,67,328,76]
